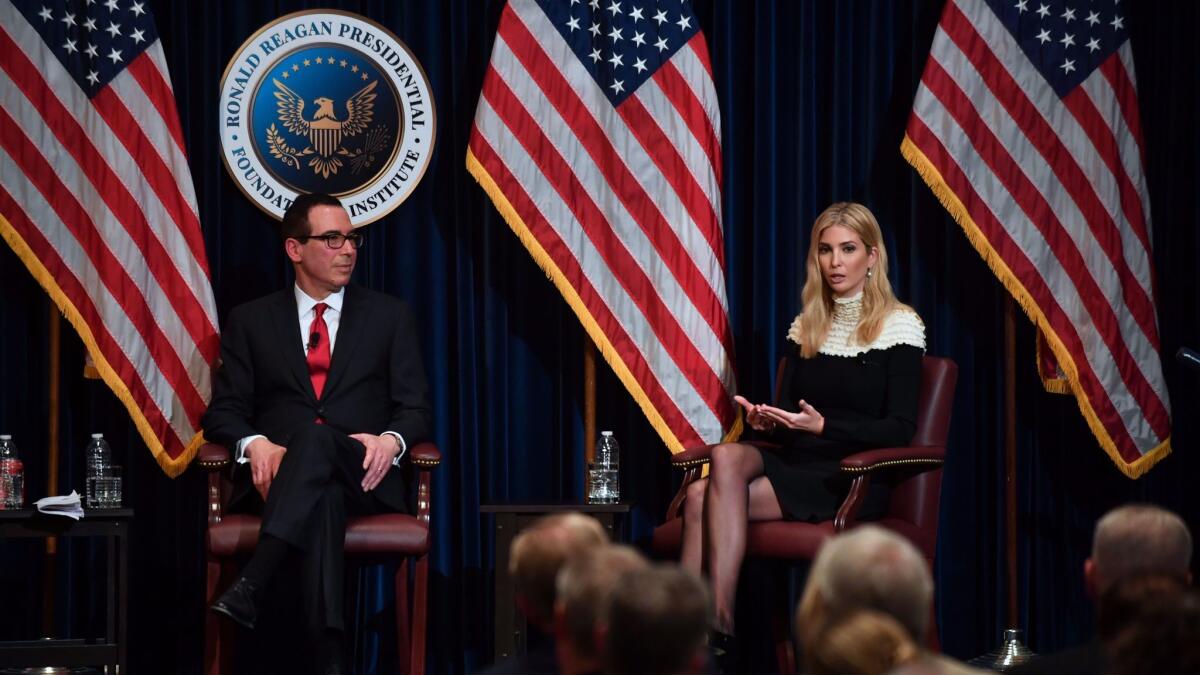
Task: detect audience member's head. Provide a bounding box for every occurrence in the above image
[1086,504,1192,597]
[796,525,933,653]
[509,513,608,628]
[1105,586,1200,675]
[1096,573,1189,641]
[553,544,649,674]
[603,565,712,675]
[805,608,920,675]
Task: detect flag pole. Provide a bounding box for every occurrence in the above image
[584,344,596,465]
[42,304,61,633]
[968,296,1034,668]
[1004,296,1019,628]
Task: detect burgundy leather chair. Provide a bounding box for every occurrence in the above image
[652,355,957,672]
[198,441,441,675]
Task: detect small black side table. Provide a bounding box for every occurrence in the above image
[0,508,131,672]
[479,502,632,664]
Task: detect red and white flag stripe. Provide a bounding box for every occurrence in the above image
[903,0,1170,476]
[0,2,217,475]
[468,0,737,452]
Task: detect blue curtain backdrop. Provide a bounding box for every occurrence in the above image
[0,0,1197,672]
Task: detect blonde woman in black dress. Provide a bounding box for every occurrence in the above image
[679,202,926,641]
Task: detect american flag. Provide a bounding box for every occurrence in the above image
[0,0,218,476]
[467,0,738,452]
[903,0,1171,477]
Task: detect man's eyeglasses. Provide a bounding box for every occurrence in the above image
[295,231,365,250]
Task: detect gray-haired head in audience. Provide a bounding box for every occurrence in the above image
[1087,503,1192,596]
[797,524,933,648]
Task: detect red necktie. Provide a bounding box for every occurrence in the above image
[306,302,331,400]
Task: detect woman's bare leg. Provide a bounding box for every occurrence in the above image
[680,477,709,577]
[704,443,783,633]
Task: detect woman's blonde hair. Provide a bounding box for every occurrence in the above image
[794,202,909,358]
[805,608,921,675]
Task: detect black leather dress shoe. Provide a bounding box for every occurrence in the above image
[709,630,738,673]
[318,629,347,674]
[210,577,262,629]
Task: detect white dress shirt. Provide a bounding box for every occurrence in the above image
[234,285,407,464]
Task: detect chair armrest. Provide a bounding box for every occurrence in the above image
[198,441,441,469]
[670,439,781,468]
[833,446,944,531]
[408,442,441,468]
[662,444,719,519]
[408,442,440,526]
[671,444,717,468]
[197,442,230,526]
[197,443,230,471]
[839,446,945,474]
[674,442,943,473]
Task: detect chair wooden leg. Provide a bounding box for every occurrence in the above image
[927,586,941,652]
[205,559,234,675]
[410,553,429,675]
[395,558,412,674]
[204,557,219,675]
[773,595,796,675]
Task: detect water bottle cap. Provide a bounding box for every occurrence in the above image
[601,430,613,437]
[91,433,104,439]
[0,435,10,440]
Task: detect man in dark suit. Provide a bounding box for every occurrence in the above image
[202,193,432,673]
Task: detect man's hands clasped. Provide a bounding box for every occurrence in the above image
[246,432,402,499]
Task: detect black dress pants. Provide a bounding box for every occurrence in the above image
[243,423,408,632]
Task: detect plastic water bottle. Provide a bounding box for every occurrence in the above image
[85,433,112,509]
[587,431,620,504]
[0,435,22,510]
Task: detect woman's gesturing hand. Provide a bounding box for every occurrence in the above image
[757,400,825,435]
[733,395,778,432]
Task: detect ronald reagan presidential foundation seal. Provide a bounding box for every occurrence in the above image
[219,10,436,225]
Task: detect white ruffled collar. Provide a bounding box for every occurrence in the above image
[785,293,925,357]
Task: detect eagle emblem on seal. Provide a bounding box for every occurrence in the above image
[265,78,390,178]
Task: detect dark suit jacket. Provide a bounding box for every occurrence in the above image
[201,284,432,511]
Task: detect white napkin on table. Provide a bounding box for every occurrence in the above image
[35,490,85,520]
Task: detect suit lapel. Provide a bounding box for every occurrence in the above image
[324,284,366,398]
[271,290,317,401]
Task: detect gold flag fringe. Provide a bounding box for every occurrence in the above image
[1,211,200,477]
[900,136,1169,479]
[465,148,742,454]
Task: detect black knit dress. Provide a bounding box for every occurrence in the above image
[756,298,924,522]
